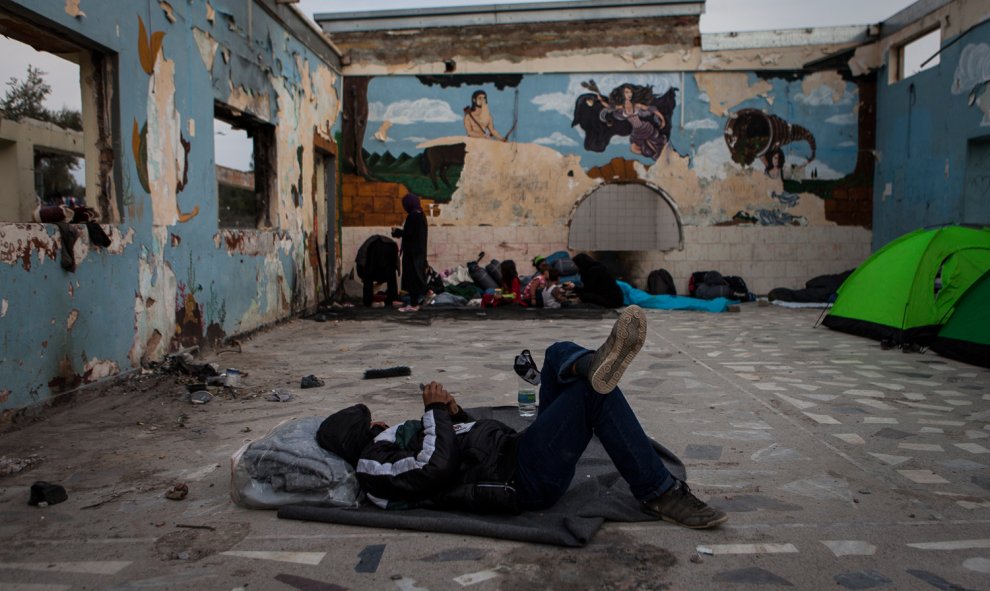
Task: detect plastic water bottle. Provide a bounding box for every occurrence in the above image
[517,377,537,417]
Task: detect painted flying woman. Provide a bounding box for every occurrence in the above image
[572,80,676,161]
[600,84,667,159]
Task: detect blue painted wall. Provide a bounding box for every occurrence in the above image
[873,18,990,248]
[0,0,340,413]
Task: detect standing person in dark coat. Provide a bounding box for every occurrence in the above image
[573,253,624,308]
[391,193,429,312]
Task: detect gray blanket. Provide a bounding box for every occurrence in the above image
[278,406,685,547]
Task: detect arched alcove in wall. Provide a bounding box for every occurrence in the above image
[567,182,683,251]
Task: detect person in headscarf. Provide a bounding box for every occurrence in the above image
[391,193,429,311]
[572,253,624,308]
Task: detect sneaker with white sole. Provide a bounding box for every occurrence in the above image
[588,305,647,394]
[643,479,728,529]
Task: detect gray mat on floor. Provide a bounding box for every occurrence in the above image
[277,406,686,547]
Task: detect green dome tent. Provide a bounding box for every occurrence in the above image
[822,225,990,346]
[931,269,990,368]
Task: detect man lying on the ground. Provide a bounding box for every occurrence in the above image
[317,305,727,529]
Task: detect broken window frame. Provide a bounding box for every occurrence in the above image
[893,26,942,83]
[0,5,120,223]
[214,101,276,229]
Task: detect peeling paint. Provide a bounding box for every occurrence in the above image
[64,0,85,18]
[0,225,58,270]
[0,389,9,404]
[695,72,773,116]
[214,229,293,256]
[226,81,271,120]
[129,244,177,368]
[147,54,186,226]
[192,27,219,73]
[801,71,846,105]
[106,227,136,255]
[83,358,119,383]
[641,141,830,226]
[205,1,215,25]
[160,1,176,23]
[0,298,7,318]
[418,137,598,225]
[67,309,79,330]
[239,253,292,331]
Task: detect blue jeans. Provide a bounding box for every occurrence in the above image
[513,342,675,511]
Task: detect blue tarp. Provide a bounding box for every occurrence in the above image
[619,281,737,313]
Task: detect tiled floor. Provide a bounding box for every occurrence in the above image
[0,304,987,590]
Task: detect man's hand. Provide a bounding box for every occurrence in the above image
[422,381,451,408]
[422,382,461,416]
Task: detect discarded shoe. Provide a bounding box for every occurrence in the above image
[588,305,647,394]
[513,349,541,385]
[29,481,67,506]
[643,480,727,529]
[300,375,325,388]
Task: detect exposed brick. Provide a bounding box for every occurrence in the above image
[372,195,394,214]
[342,212,364,226]
[356,182,376,197]
[365,213,386,226]
[353,197,376,214]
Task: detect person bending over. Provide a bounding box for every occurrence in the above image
[318,306,727,529]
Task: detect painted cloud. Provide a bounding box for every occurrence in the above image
[533,131,579,147]
[684,118,720,130]
[368,98,459,124]
[794,85,852,106]
[952,43,990,94]
[531,73,680,118]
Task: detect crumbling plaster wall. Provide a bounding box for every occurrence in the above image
[338,41,874,295]
[0,0,340,415]
[871,3,990,248]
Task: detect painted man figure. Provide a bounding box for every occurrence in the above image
[463,90,504,141]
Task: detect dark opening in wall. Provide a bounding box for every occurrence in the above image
[0,7,118,222]
[214,102,275,229]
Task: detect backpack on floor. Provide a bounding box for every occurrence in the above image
[723,275,750,300]
[688,271,710,297]
[646,268,677,296]
[694,271,733,300]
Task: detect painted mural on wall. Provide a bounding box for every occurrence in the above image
[723,108,816,178]
[571,80,676,159]
[952,42,990,125]
[345,71,864,226]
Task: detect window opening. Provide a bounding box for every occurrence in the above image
[898,28,941,80]
[215,103,275,228]
[0,9,116,222]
